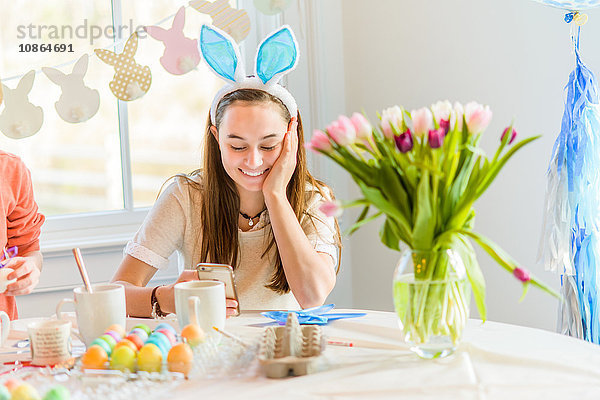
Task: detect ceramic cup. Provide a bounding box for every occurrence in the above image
[0,268,16,294]
[174,280,226,341]
[56,283,126,346]
[28,319,75,366]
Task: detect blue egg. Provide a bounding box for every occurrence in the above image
[154,323,176,334]
[149,332,172,350]
[145,337,168,357]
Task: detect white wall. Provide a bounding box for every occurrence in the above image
[339,0,600,331]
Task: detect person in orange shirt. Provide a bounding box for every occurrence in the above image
[0,150,45,319]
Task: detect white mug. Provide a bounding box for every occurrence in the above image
[56,284,126,346]
[0,311,10,346]
[28,319,74,366]
[174,280,226,341]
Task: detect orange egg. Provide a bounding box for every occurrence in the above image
[114,338,138,353]
[125,334,144,350]
[106,324,126,338]
[4,378,21,393]
[181,324,204,347]
[81,344,109,370]
[167,343,193,376]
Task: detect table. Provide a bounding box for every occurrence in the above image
[7,310,600,399]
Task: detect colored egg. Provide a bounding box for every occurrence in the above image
[104,330,121,342]
[167,343,193,376]
[145,337,168,357]
[129,328,149,342]
[125,334,144,350]
[110,345,137,372]
[106,324,126,338]
[181,324,205,347]
[114,338,138,353]
[42,385,70,400]
[81,345,109,370]
[99,334,117,350]
[4,379,22,393]
[137,343,163,373]
[149,331,172,350]
[0,385,10,400]
[132,323,151,336]
[156,328,176,345]
[155,323,176,334]
[90,338,112,356]
[11,383,40,400]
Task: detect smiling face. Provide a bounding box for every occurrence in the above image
[211,101,289,194]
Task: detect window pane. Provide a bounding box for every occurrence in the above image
[0,2,124,216]
[121,1,224,208]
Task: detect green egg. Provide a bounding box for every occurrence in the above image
[132,324,151,336]
[90,338,112,356]
[43,385,70,400]
[99,334,117,350]
[0,385,10,400]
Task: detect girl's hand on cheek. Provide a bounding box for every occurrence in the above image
[263,117,298,200]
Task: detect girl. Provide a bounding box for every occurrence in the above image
[111,25,341,318]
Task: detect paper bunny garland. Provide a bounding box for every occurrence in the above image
[42,55,100,123]
[199,24,299,125]
[190,0,251,43]
[145,7,200,75]
[0,71,44,139]
[95,33,152,101]
[253,0,291,15]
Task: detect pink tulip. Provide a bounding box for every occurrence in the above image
[464,102,492,134]
[439,119,450,135]
[428,128,445,149]
[501,127,517,145]
[411,107,433,138]
[319,200,343,218]
[513,267,531,282]
[306,129,332,153]
[450,102,464,132]
[350,113,373,140]
[380,106,403,139]
[395,129,413,153]
[327,115,356,146]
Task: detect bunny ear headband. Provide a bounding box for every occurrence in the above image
[199,24,299,126]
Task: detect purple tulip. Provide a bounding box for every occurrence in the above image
[501,127,517,145]
[513,267,531,282]
[428,128,445,149]
[395,129,413,153]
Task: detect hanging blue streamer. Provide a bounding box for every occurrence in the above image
[549,28,600,344]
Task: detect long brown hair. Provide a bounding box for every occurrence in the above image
[178,89,340,293]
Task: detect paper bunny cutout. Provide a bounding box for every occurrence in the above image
[253,0,291,15]
[0,71,44,139]
[145,7,200,75]
[199,24,299,125]
[190,0,251,43]
[94,33,152,101]
[42,55,100,123]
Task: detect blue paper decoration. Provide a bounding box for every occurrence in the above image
[532,0,600,10]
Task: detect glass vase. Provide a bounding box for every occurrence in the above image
[393,248,471,359]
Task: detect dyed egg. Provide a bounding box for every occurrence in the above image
[125,334,144,350]
[181,324,205,347]
[42,385,70,400]
[149,331,172,350]
[156,328,176,345]
[90,338,112,356]
[0,385,10,400]
[129,328,149,342]
[106,324,126,338]
[110,345,136,372]
[155,323,176,334]
[81,345,109,370]
[99,334,117,350]
[132,323,151,336]
[145,337,168,358]
[104,330,121,342]
[11,383,40,400]
[137,343,163,373]
[167,343,193,376]
[114,338,138,353]
[4,379,21,393]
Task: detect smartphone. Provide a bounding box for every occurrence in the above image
[196,263,240,316]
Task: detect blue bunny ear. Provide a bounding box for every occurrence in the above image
[255,25,298,85]
[199,24,244,83]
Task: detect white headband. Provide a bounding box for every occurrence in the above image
[199,24,299,125]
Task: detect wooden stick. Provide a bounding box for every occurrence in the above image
[72,248,93,293]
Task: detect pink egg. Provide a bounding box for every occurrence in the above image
[104,330,122,342]
[156,328,176,345]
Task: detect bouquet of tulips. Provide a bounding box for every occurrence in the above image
[308,101,559,338]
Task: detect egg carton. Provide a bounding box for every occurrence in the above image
[257,313,325,378]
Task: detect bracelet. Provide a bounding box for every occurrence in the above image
[150,285,168,319]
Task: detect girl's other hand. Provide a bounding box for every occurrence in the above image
[226,298,239,318]
[262,117,298,200]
